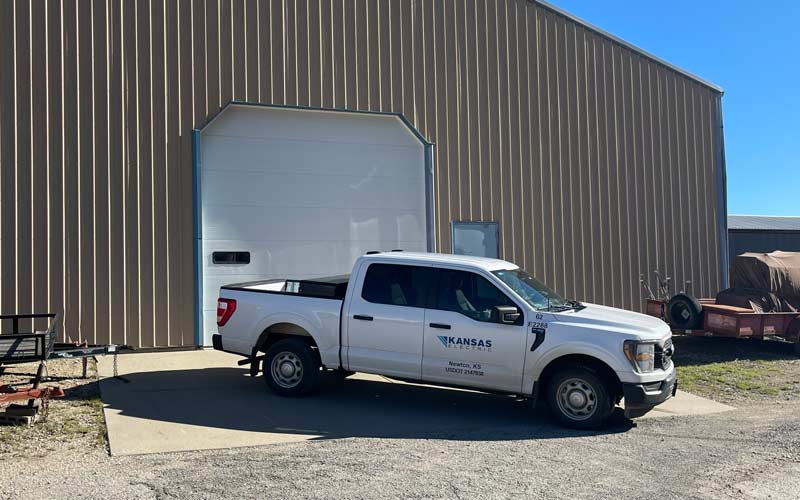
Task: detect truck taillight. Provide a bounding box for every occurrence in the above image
[217,298,237,327]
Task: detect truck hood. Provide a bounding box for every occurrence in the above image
[551,302,670,340]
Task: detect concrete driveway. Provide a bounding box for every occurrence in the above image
[98,350,732,456]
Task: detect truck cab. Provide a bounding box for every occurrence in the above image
[214,252,676,429]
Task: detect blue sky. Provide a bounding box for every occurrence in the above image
[550,0,799,216]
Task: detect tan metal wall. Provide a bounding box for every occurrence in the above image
[0,0,725,347]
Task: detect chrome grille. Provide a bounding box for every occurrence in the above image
[655,338,674,370]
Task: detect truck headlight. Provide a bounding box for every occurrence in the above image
[623,341,655,373]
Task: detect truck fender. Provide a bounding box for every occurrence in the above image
[524,342,626,398]
[252,312,322,353]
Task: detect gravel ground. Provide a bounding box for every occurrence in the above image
[1,398,798,500]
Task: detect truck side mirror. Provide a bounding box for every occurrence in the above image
[495,306,521,325]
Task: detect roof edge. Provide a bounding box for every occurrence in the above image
[534,0,724,94]
[730,214,800,218]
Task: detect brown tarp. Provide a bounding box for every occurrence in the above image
[717,251,800,312]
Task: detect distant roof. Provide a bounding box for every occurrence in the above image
[728,215,800,231]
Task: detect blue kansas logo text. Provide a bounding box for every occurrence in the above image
[436,335,493,350]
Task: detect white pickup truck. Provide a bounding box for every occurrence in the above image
[213,252,676,429]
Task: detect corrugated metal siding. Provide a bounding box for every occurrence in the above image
[0,0,724,347]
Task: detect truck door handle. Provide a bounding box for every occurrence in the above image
[429,323,451,330]
[353,314,373,321]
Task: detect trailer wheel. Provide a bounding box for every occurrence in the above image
[546,366,614,430]
[262,338,321,397]
[667,293,703,330]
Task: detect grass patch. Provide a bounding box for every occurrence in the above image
[678,360,784,395]
[0,359,107,457]
[673,336,800,404]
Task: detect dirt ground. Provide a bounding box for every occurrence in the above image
[1,339,799,499]
[0,358,106,458]
[1,385,798,500]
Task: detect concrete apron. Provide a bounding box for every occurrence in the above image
[98,350,733,456]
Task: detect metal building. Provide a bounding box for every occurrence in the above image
[728,215,800,259]
[0,0,726,348]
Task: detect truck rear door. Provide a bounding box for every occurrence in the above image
[344,262,433,380]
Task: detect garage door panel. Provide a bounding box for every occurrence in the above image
[202,135,423,178]
[201,169,425,210]
[199,105,429,345]
[202,206,426,242]
[201,239,427,312]
[206,106,422,146]
[202,239,427,276]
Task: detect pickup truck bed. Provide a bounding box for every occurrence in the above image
[215,276,350,368]
[222,275,350,300]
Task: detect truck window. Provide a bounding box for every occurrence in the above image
[361,264,432,308]
[434,269,518,323]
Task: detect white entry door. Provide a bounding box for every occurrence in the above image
[199,105,430,345]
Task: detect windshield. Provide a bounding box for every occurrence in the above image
[492,268,570,311]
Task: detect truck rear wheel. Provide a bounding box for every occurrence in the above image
[262,338,321,397]
[546,366,614,430]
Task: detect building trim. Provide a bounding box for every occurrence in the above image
[199,100,434,146]
[714,95,730,287]
[192,102,436,345]
[534,0,724,94]
[191,129,203,347]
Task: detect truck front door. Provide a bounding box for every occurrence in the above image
[344,263,433,379]
[422,268,528,393]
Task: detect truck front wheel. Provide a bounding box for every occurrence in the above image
[546,366,614,430]
[262,338,321,397]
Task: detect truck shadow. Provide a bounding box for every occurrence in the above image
[672,335,798,366]
[100,367,633,443]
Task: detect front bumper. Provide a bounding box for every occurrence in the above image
[622,368,678,418]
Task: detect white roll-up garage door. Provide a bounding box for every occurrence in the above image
[198,105,432,345]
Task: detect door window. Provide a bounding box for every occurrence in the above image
[434,269,520,323]
[361,264,432,308]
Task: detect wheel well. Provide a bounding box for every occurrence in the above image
[254,323,319,356]
[536,354,622,403]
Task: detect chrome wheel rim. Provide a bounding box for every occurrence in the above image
[270,351,304,389]
[556,377,598,421]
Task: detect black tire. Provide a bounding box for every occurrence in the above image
[666,293,703,330]
[546,366,614,430]
[262,338,321,397]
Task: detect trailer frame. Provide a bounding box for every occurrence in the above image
[646,298,800,349]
